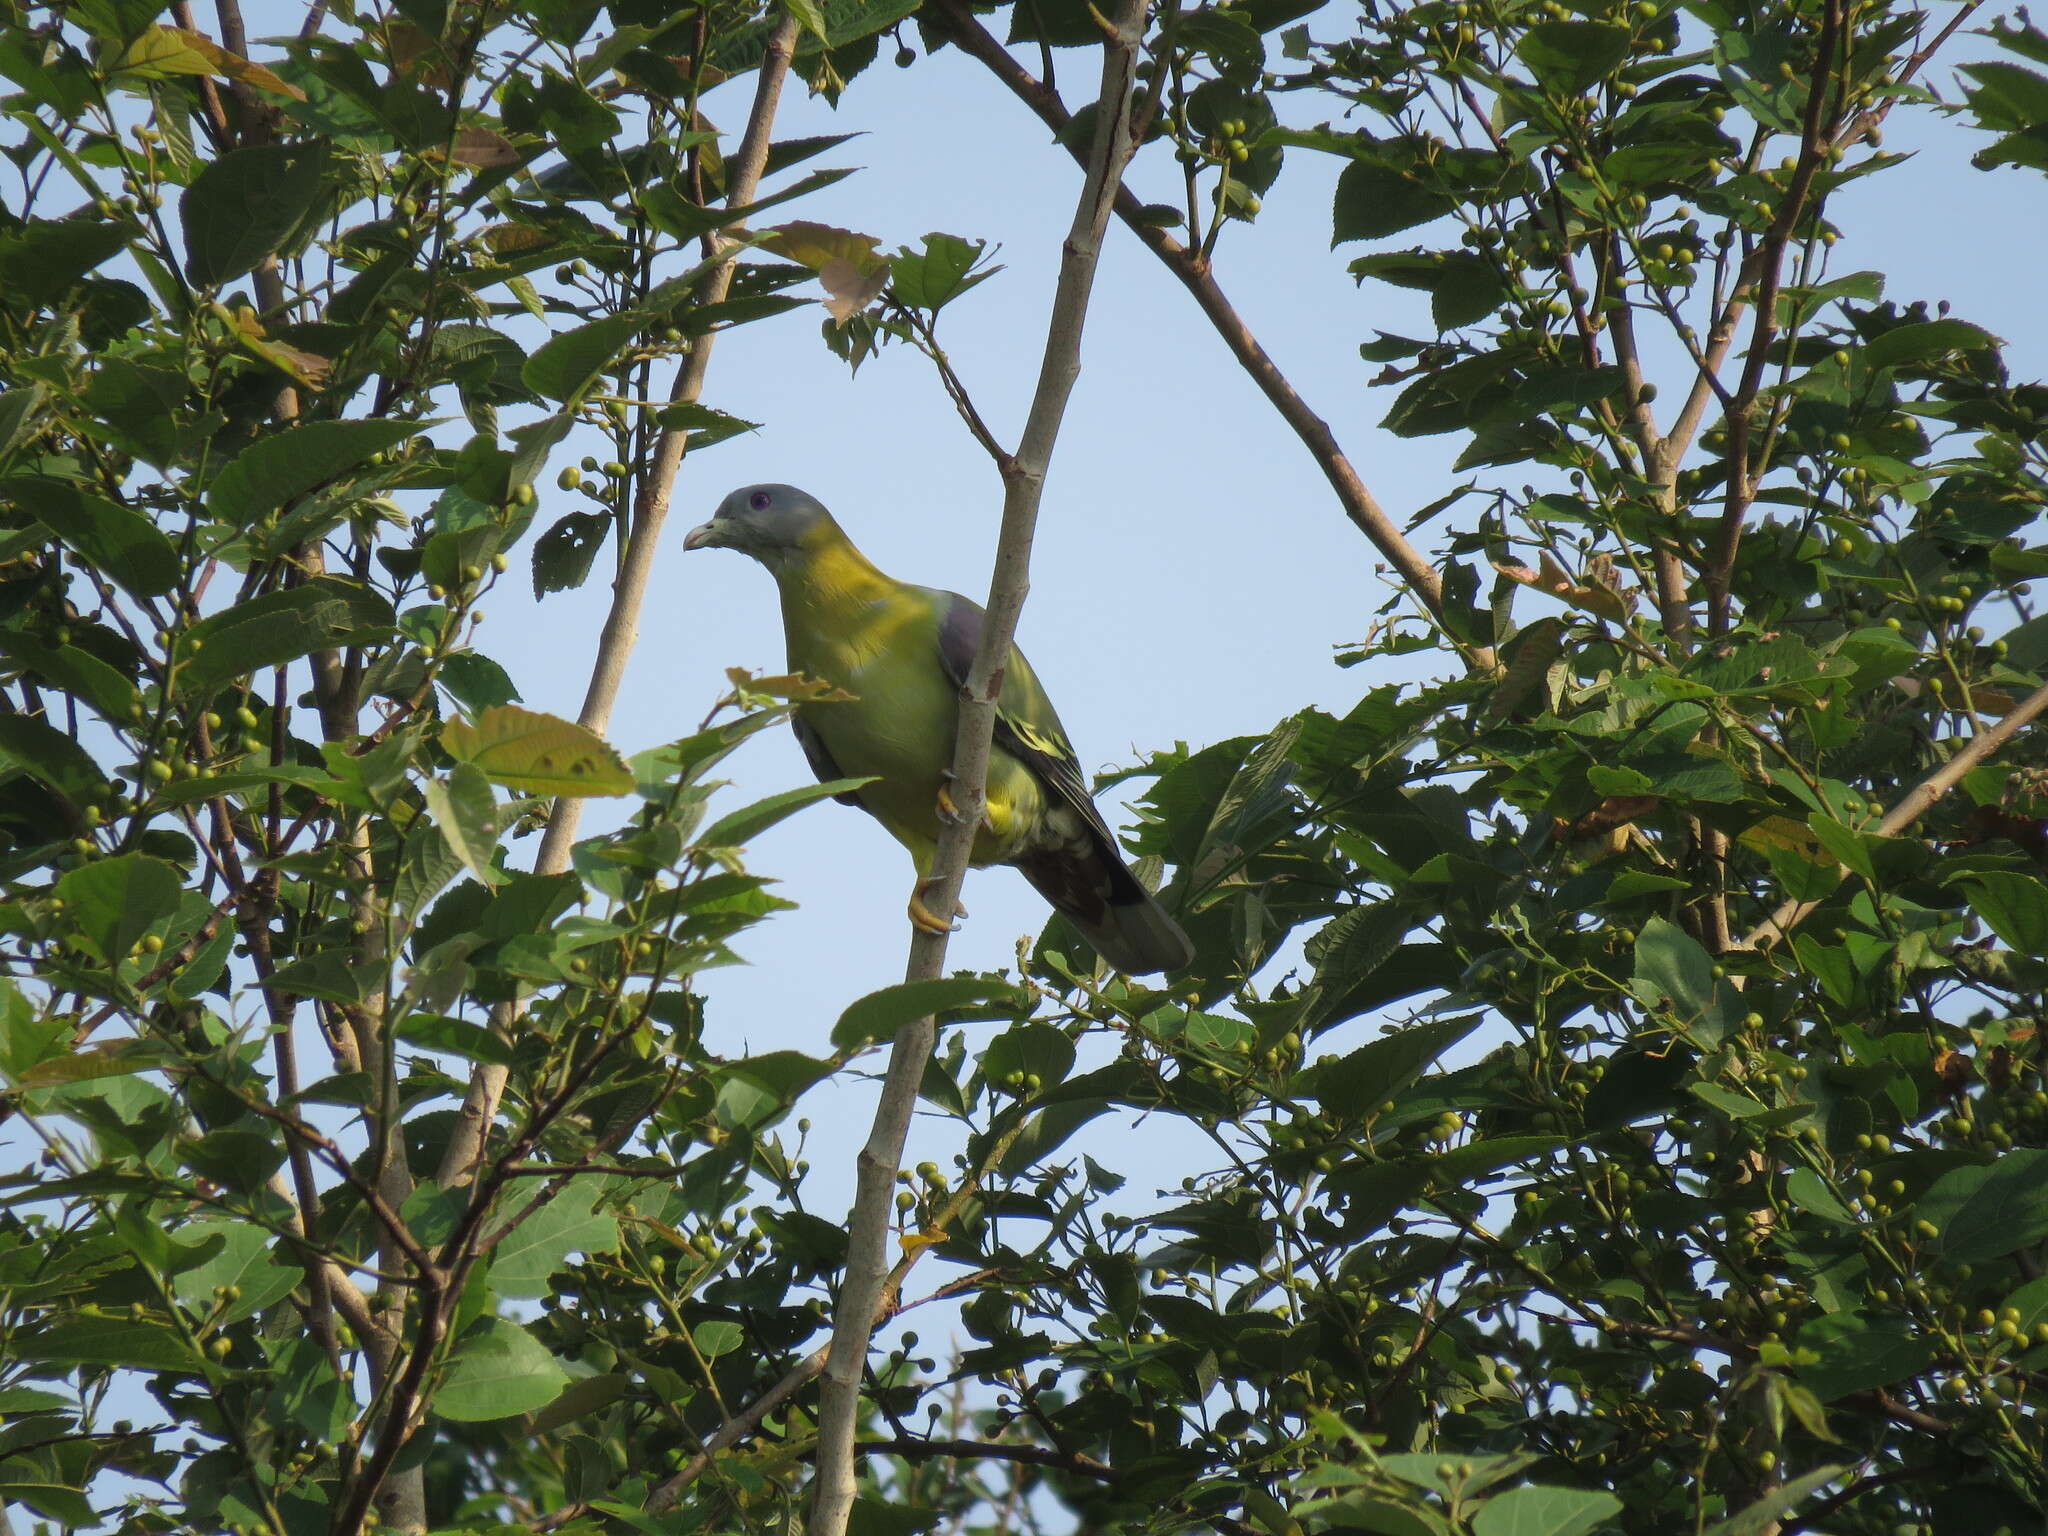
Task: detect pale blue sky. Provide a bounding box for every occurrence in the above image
[464,17,2048,1211]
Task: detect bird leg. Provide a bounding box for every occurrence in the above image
[908,876,968,936]
[935,769,997,832]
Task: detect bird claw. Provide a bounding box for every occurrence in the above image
[936,770,996,832]
[909,878,968,935]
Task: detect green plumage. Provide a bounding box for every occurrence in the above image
[685,483,1192,975]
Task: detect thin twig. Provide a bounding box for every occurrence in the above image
[929,0,1493,673]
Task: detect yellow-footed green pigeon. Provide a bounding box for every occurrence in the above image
[685,483,1193,975]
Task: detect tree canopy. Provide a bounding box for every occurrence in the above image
[3,0,2048,1531]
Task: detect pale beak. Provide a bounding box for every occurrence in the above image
[682,520,723,550]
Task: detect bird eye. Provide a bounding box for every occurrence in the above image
[748,490,772,512]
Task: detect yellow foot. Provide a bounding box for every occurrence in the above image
[936,770,996,832]
[909,878,968,935]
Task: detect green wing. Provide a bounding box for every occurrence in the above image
[931,591,1114,845]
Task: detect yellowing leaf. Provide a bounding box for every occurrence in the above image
[478,222,551,254]
[226,305,330,388]
[1739,816,1824,856]
[725,668,856,703]
[760,220,885,275]
[819,256,889,327]
[441,128,523,168]
[442,705,634,797]
[899,1226,947,1255]
[1492,551,1637,623]
[114,25,304,99]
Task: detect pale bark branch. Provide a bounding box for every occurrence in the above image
[806,12,1147,1531]
[434,16,802,1191]
[931,0,1494,672]
[1740,678,2048,951]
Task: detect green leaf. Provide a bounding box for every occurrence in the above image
[832,975,1024,1050]
[1701,1467,1848,1536]
[1959,871,2048,955]
[0,634,137,723]
[395,1013,513,1067]
[522,314,641,404]
[1918,1149,2048,1260]
[0,712,106,818]
[1785,1167,1855,1225]
[178,578,395,696]
[1332,158,1451,244]
[1470,1486,1622,1536]
[697,777,874,847]
[890,233,994,310]
[400,1183,467,1247]
[442,705,634,797]
[1516,21,1631,92]
[436,652,522,712]
[180,138,332,284]
[208,418,421,529]
[1794,1311,1939,1401]
[0,477,179,597]
[785,0,830,43]
[1302,1495,1449,1536]
[423,763,503,886]
[15,1314,196,1371]
[982,1022,1076,1092]
[651,402,762,449]
[1863,319,1999,370]
[1630,915,1715,1016]
[1296,1014,1478,1106]
[711,1050,832,1129]
[692,1320,744,1358]
[55,854,183,965]
[532,510,611,598]
[490,1175,620,1298]
[434,1317,569,1421]
[172,1220,298,1323]
[0,219,129,308]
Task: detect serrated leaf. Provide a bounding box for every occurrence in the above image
[522,314,640,404]
[532,510,610,598]
[491,1176,620,1298]
[181,139,331,285]
[653,402,761,449]
[0,477,178,598]
[1297,1014,1478,1106]
[208,419,421,529]
[171,1220,298,1323]
[1864,319,1998,370]
[1332,158,1451,244]
[15,1315,196,1372]
[178,579,394,696]
[442,706,633,797]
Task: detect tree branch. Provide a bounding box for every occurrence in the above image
[434,15,802,1191]
[805,9,1146,1533]
[929,0,1493,672]
[1740,676,2048,950]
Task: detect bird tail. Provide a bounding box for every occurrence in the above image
[1016,848,1194,976]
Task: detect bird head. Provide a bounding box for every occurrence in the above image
[684,483,832,568]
